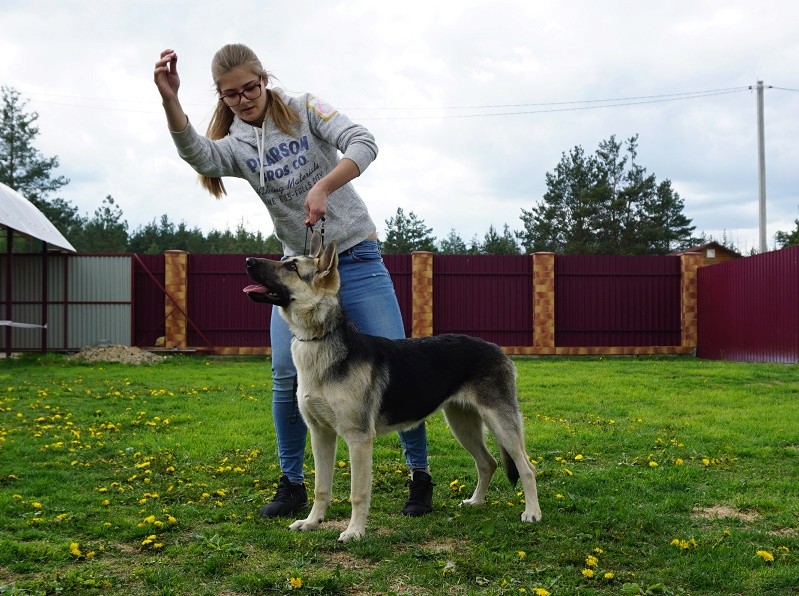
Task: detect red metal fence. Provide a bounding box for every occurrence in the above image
[697,246,799,363]
[132,252,687,353]
[432,255,533,346]
[11,248,797,361]
[555,255,682,347]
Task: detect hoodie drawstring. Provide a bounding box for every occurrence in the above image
[254,117,267,188]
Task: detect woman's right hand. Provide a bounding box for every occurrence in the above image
[154,49,181,102]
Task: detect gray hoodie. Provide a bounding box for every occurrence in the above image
[170,88,378,256]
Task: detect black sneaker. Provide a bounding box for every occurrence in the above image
[259,475,309,518]
[401,471,434,517]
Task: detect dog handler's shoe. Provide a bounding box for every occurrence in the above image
[259,475,309,518]
[401,471,434,517]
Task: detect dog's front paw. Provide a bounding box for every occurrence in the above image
[288,517,322,532]
[337,525,365,543]
[460,496,485,507]
[521,507,542,523]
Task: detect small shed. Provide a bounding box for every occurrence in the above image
[671,241,741,267]
[0,182,76,356]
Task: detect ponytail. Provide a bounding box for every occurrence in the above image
[200,101,234,198]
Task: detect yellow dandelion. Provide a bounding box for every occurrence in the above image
[563,468,574,477]
[582,568,594,578]
[32,502,42,509]
[101,499,110,506]
[603,572,615,580]
[70,542,82,557]
[517,550,527,558]
[86,551,96,560]
[289,577,303,589]
[757,550,774,563]
[675,458,684,465]
[648,461,659,468]
[534,589,551,596]
[585,555,598,567]
[574,454,584,461]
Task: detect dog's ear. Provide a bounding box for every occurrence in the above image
[308,230,324,258]
[317,241,338,280]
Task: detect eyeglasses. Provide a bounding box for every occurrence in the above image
[219,80,263,107]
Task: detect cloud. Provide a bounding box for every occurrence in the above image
[1,0,797,253]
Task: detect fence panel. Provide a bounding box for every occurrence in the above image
[383,254,413,338]
[1,254,132,350]
[133,255,167,347]
[186,254,279,348]
[432,255,533,346]
[555,255,682,347]
[697,246,799,363]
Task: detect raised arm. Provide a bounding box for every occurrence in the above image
[154,49,189,133]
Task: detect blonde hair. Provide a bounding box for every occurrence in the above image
[202,43,300,198]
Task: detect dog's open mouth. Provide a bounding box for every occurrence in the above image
[243,283,280,303]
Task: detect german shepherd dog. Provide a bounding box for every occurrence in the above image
[244,232,541,542]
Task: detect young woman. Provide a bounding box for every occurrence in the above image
[153,44,433,518]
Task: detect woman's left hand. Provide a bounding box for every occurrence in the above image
[304,158,361,226]
[305,183,328,226]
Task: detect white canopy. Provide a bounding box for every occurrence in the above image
[0,182,76,252]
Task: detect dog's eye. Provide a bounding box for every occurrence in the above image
[286,262,298,272]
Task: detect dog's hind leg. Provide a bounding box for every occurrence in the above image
[443,401,497,507]
[481,406,542,523]
[338,435,374,542]
[289,425,336,533]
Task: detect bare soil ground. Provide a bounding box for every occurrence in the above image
[66,344,165,365]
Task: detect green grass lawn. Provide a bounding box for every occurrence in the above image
[0,354,797,595]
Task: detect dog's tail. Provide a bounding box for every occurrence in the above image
[500,447,520,487]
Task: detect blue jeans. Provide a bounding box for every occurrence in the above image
[270,240,429,484]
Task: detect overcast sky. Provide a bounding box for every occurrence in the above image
[2,0,798,253]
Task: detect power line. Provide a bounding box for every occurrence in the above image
[345,86,751,111]
[349,87,752,121]
[14,84,775,120]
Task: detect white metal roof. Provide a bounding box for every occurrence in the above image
[0,182,76,252]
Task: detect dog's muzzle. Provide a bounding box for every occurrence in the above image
[244,257,282,304]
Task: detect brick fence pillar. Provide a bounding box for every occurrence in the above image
[411,251,434,338]
[532,252,556,350]
[164,250,188,349]
[680,252,702,351]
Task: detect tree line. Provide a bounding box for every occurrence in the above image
[3,85,798,255]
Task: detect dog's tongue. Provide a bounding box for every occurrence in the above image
[243,284,268,295]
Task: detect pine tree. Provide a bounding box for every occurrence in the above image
[438,228,469,254]
[518,134,695,255]
[381,207,437,253]
[1,86,83,247]
[480,224,521,255]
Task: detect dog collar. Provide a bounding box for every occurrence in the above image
[291,332,330,342]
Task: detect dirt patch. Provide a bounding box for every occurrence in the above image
[768,527,798,538]
[67,345,165,365]
[692,505,758,522]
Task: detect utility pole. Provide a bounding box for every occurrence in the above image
[756,80,767,253]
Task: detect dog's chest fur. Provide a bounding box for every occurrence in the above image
[291,339,378,436]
